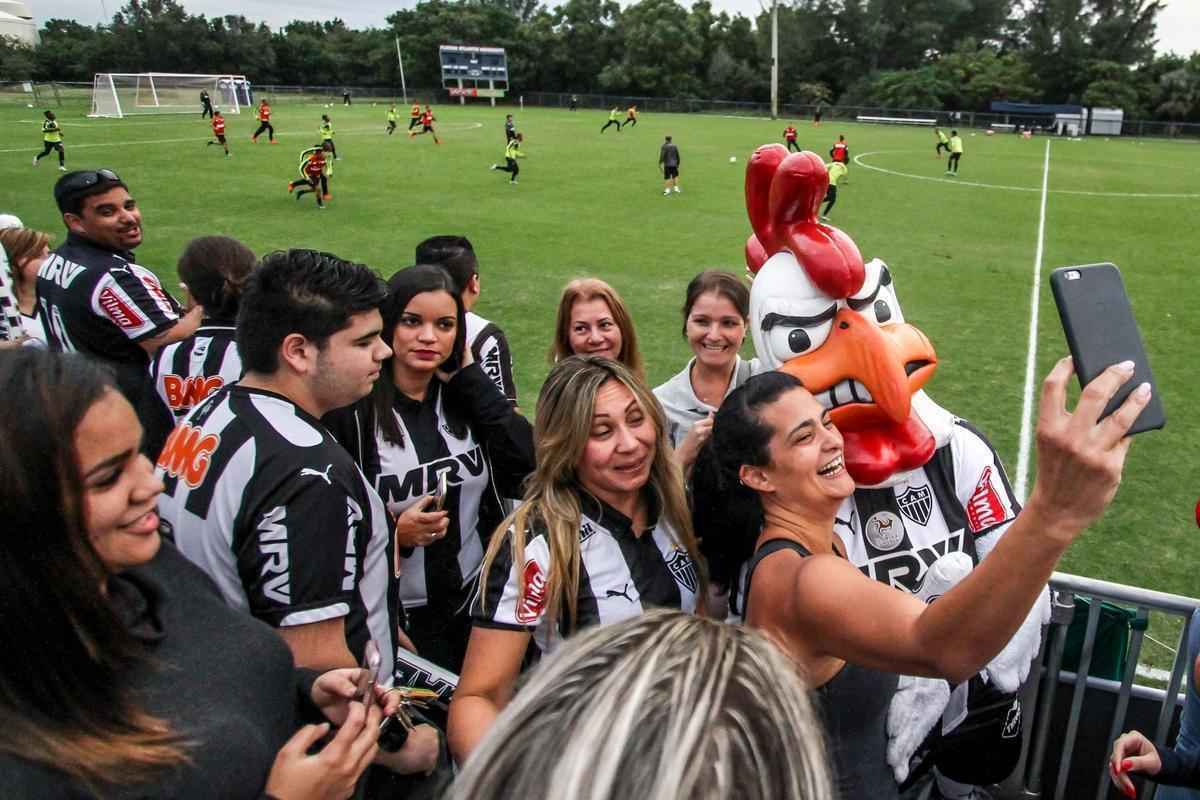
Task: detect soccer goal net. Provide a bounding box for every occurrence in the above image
[90,73,251,118]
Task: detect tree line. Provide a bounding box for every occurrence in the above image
[1,0,1198,121]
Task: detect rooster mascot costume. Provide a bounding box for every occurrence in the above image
[743,144,1049,799]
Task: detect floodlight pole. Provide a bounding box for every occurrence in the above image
[395,36,408,105]
[770,0,779,120]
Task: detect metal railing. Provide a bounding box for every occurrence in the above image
[1000,573,1198,800]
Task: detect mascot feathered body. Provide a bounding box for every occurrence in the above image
[744,145,1049,797]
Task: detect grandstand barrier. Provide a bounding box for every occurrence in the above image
[856,115,937,126]
[995,572,1198,800]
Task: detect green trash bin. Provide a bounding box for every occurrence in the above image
[1061,597,1145,681]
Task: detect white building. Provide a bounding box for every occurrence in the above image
[0,1,36,46]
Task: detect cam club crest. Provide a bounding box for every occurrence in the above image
[897,485,933,526]
[667,548,698,594]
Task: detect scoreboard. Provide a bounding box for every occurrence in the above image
[439,45,508,101]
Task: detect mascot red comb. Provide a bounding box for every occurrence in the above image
[745,145,1049,799]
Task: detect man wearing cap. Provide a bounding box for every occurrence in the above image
[38,170,200,456]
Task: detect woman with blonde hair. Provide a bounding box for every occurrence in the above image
[447,609,833,800]
[0,226,51,345]
[447,355,704,762]
[549,278,644,378]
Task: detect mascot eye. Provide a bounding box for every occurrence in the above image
[767,319,833,361]
[874,299,892,324]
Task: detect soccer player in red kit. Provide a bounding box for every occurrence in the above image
[783,124,800,152]
[207,110,230,158]
[830,134,849,182]
[252,100,276,143]
[287,146,326,208]
[410,105,440,144]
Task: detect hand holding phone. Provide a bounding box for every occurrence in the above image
[433,471,449,512]
[1050,263,1165,435]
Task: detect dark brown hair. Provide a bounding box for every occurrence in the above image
[680,270,749,338]
[177,236,256,321]
[0,349,187,792]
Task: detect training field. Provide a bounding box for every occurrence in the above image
[3,99,1196,671]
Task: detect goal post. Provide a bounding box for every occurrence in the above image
[89,73,250,118]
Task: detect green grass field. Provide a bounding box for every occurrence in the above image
[3,99,1196,674]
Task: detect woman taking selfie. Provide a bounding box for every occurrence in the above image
[0,349,390,799]
[691,362,1150,799]
[549,278,644,379]
[447,355,705,763]
[326,264,535,674]
[653,270,753,473]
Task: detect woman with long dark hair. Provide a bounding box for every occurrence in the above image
[691,362,1149,799]
[0,349,390,799]
[326,264,535,675]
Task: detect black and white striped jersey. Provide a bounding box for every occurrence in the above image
[466,311,517,405]
[156,385,398,681]
[325,363,534,611]
[834,419,1020,596]
[474,491,701,657]
[150,319,242,419]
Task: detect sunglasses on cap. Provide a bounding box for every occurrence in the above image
[54,169,123,205]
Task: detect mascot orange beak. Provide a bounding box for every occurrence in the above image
[778,308,938,429]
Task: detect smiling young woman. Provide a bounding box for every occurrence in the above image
[653,270,753,474]
[0,349,389,799]
[691,365,1151,800]
[446,355,705,764]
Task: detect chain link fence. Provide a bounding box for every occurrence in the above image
[4,80,1199,138]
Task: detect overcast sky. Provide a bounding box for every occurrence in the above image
[30,0,1200,56]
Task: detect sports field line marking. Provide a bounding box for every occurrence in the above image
[853,150,1200,199]
[0,122,484,154]
[1014,140,1051,502]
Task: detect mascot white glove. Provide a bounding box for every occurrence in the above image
[887,675,950,784]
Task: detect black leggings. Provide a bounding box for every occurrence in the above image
[408,117,420,129]
[822,185,837,216]
[201,104,213,118]
[786,140,800,152]
[937,142,950,154]
[600,119,621,133]
[948,152,961,172]
[36,142,64,165]
[625,117,637,127]
[323,139,337,158]
[387,121,396,134]
[293,177,326,205]
[497,157,519,178]
[253,122,274,140]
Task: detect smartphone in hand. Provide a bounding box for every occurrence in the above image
[1049,263,1165,435]
[433,471,449,512]
[358,639,382,710]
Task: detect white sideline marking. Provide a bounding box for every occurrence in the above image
[852,151,1200,199]
[1135,664,1174,682]
[1014,141,1051,502]
[0,122,484,154]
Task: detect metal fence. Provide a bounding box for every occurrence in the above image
[996,573,1198,800]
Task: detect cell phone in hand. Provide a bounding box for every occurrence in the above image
[433,471,449,512]
[358,639,381,710]
[1049,263,1165,435]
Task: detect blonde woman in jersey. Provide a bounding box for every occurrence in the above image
[447,355,705,763]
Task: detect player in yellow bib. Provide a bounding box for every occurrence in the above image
[821,161,847,220]
[947,131,964,175]
[935,127,950,157]
[319,115,338,160]
[386,106,398,135]
[33,110,66,171]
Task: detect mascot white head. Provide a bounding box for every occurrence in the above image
[744,145,943,487]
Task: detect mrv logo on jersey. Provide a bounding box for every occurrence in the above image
[375,446,485,505]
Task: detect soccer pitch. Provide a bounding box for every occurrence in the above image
[3,100,1196,668]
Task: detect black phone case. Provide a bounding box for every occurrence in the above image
[1049,263,1165,434]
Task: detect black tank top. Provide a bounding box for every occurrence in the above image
[744,539,900,800]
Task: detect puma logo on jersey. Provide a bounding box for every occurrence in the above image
[300,464,334,485]
[606,582,634,602]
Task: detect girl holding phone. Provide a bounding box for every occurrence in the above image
[326,264,535,675]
